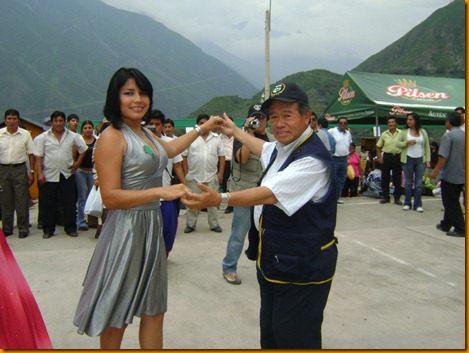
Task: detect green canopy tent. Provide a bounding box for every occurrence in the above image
[323,71,465,133]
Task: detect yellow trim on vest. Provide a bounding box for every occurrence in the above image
[256,129,336,285]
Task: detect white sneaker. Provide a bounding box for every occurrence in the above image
[223,272,241,285]
[403,205,410,211]
[416,207,424,213]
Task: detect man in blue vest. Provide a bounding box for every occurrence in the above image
[182,82,338,349]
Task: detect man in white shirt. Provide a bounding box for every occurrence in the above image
[34,111,88,239]
[146,109,186,256]
[182,82,338,349]
[329,117,353,203]
[182,114,225,233]
[0,109,35,238]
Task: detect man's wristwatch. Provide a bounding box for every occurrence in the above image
[219,192,230,210]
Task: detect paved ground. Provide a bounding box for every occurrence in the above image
[5,194,466,349]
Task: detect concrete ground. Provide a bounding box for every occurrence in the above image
[4,194,465,349]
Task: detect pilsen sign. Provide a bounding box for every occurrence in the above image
[323,71,464,124]
[386,79,450,103]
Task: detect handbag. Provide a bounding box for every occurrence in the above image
[84,186,103,217]
[347,164,355,180]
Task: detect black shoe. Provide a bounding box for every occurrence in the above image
[436,224,450,232]
[224,206,233,214]
[446,230,465,237]
[67,230,78,237]
[394,199,403,205]
[3,231,12,237]
[210,226,223,233]
[19,232,29,239]
[379,199,390,204]
[43,232,54,239]
[78,226,89,231]
[184,226,195,233]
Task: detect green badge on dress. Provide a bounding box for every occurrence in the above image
[143,144,156,159]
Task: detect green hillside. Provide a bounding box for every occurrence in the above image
[0,0,257,123]
[353,0,465,77]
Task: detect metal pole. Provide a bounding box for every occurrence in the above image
[264,0,271,101]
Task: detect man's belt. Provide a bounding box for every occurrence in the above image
[0,162,26,167]
[383,152,401,156]
[332,155,348,158]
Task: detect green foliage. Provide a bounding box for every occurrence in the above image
[353,0,465,78]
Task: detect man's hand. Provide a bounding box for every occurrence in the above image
[181,183,221,210]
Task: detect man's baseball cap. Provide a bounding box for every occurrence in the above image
[247,103,267,118]
[261,82,309,110]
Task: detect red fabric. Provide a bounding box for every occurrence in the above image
[0,230,53,349]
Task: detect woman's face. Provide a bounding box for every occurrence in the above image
[82,123,94,137]
[349,145,355,153]
[406,116,416,128]
[119,78,150,124]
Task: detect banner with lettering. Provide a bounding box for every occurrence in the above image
[323,71,465,124]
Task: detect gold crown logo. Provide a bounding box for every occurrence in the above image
[394,79,417,88]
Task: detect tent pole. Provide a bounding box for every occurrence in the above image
[374,107,380,137]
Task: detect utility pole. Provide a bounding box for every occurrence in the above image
[264,0,272,101]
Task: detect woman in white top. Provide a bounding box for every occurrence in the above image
[396,113,431,212]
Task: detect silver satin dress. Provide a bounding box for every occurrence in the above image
[73,124,168,336]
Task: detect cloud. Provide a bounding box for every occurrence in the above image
[102,0,451,83]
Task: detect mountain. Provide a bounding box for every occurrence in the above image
[353,0,464,77]
[0,0,257,123]
[187,69,342,119]
[189,0,464,121]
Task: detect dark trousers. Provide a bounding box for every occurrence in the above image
[257,269,332,349]
[332,157,348,200]
[342,176,359,197]
[221,160,231,193]
[381,153,402,200]
[0,164,30,234]
[42,174,77,234]
[440,180,465,233]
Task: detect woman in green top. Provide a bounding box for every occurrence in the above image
[396,113,431,213]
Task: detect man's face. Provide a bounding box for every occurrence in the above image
[5,115,19,131]
[269,101,310,145]
[68,118,79,132]
[338,118,348,132]
[149,118,164,137]
[51,116,65,133]
[456,109,465,124]
[387,118,397,131]
[309,116,318,130]
[164,123,174,137]
[197,118,209,136]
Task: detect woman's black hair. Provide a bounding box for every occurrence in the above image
[406,112,421,133]
[80,120,94,133]
[103,67,153,129]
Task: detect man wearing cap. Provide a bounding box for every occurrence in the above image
[183,82,338,349]
[329,117,353,203]
[221,103,275,285]
[0,109,35,238]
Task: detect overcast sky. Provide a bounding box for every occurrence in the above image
[102,0,451,86]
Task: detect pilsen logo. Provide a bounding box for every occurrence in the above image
[387,79,450,102]
[337,80,356,106]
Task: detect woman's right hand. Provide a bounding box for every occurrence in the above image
[158,184,191,201]
[199,115,225,134]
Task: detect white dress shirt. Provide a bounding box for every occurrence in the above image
[34,129,88,182]
[182,132,225,183]
[0,127,34,164]
[161,135,182,187]
[254,127,332,229]
[328,127,352,157]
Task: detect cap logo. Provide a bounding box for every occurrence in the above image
[252,104,262,112]
[271,83,286,97]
